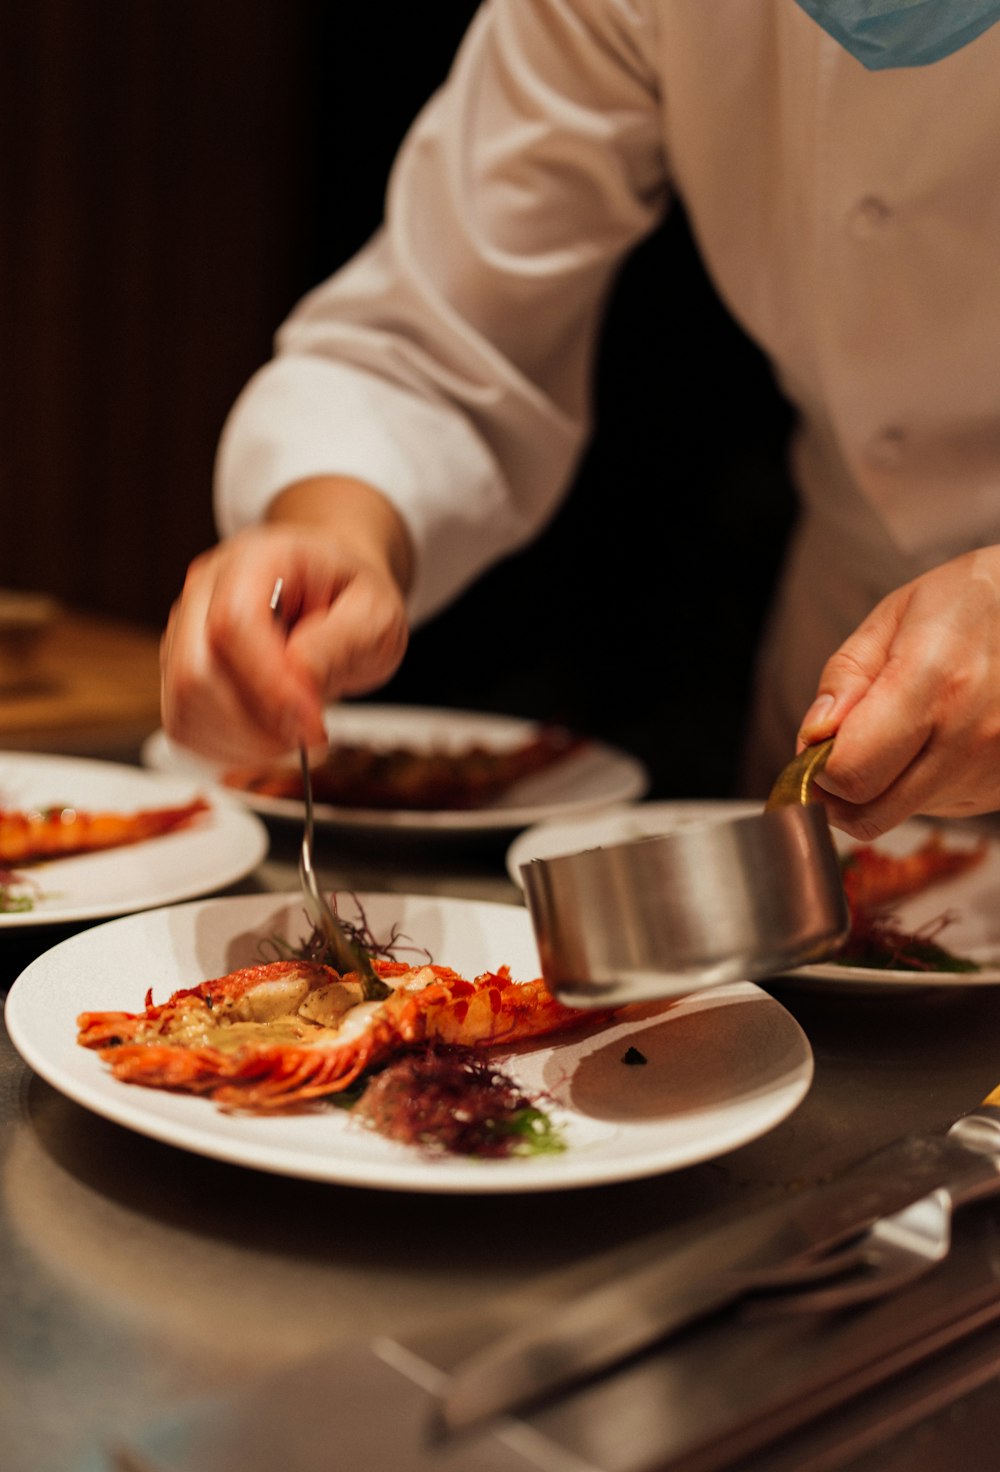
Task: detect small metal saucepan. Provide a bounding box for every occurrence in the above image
[521,739,850,1007]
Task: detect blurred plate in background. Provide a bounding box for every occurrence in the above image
[143,703,649,837]
[0,751,268,927]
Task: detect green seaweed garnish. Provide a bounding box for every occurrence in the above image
[0,867,38,913]
[491,1106,566,1156]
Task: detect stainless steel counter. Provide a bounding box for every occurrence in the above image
[6,818,1000,1470]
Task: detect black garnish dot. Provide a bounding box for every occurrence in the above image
[622,1047,647,1066]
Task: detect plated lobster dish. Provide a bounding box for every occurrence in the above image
[0,796,210,912]
[0,796,210,865]
[72,826,992,1160]
[223,725,585,812]
[837,830,988,973]
[77,950,610,1156]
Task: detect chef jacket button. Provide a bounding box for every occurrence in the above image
[866,427,906,468]
[849,196,893,236]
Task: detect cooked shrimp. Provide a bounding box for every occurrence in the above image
[0,796,209,864]
[76,957,609,1111]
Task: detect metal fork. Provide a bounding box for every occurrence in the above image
[750,1123,1000,1316]
[742,1186,956,1317]
[269,578,388,1001]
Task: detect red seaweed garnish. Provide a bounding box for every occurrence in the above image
[331,892,432,966]
[262,891,432,970]
[351,1043,564,1158]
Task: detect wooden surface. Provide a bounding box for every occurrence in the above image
[0,605,161,755]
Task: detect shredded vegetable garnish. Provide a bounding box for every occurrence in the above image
[351,1043,565,1158]
[836,909,980,973]
[262,892,432,970]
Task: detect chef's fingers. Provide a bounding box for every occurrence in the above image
[796,591,904,753]
[800,549,1000,835]
[161,536,326,763]
[162,598,313,766]
[795,587,926,823]
[161,637,305,766]
[815,737,948,839]
[165,524,411,763]
[285,566,409,704]
[203,540,354,753]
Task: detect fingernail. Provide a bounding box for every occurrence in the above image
[800,692,835,736]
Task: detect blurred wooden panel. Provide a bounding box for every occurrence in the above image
[0,605,161,757]
[0,0,312,630]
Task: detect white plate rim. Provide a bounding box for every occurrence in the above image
[141,704,649,833]
[507,803,1000,992]
[5,890,814,1193]
[0,751,269,927]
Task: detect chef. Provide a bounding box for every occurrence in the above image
[161,0,1000,838]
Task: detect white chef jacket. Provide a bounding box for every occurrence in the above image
[215,0,1000,785]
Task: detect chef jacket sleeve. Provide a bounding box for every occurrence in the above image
[214,0,670,623]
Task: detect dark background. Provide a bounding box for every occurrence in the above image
[0,0,796,797]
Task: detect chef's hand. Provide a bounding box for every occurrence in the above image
[160,478,412,765]
[797,546,1000,839]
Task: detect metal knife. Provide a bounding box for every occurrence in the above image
[439,1091,1000,1434]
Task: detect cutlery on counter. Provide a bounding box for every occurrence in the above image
[98,1205,1000,1472]
[439,1086,1000,1434]
[269,578,388,1001]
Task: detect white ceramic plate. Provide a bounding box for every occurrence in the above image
[508,803,1000,991]
[5,891,813,1192]
[142,704,649,834]
[0,752,269,927]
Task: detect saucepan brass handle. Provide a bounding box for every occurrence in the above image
[765,736,835,811]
